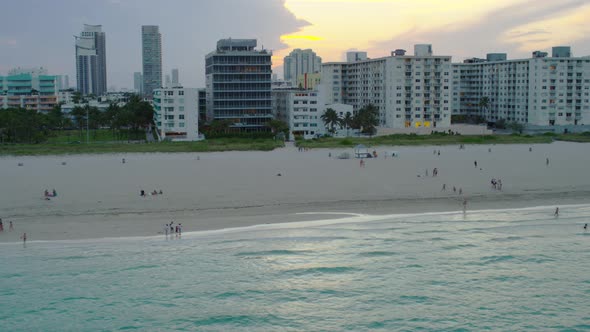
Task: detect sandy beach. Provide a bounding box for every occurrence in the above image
[1,141,589,242]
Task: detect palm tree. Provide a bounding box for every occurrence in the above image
[340,112,353,137]
[478,97,489,118]
[321,108,340,135]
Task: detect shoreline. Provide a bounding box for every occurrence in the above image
[1,190,587,243]
[2,141,589,243]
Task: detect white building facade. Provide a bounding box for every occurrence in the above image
[322,45,453,129]
[452,46,590,130]
[153,87,201,141]
[273,88,353,139]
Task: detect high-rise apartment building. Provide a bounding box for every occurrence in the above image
[171,69,179,86]
[452,46,590,128]
[283,49,321,86]
[205,39,272,131]
[142,25,162,97]
[133,72,143,94]
[75,24,107,96]
[322,45,453,129]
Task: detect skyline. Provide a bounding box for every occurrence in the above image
[1,0,589,90]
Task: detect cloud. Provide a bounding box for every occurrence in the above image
[366,0,590,60]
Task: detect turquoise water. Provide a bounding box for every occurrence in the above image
[1,206,590,331]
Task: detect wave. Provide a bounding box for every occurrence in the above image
[282,266,358,276]
[2,203,589,246]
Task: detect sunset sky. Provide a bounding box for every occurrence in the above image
[1,0,589,88]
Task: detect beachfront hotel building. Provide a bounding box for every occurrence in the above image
[283,49,322,86]
[452,46,590,130]
[75,24,107,96]
[142,25,163,98]
[272,87,353,139]
[321,45,453,129]
[205,39,273,131]
[0,68,59,111]
[152,87,202,141]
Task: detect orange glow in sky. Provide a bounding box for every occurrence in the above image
[274,0,590,69]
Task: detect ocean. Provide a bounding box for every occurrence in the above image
[1,205,589,331]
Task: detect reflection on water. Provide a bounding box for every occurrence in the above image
[1,205,590,331]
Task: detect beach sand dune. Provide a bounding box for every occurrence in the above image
[1,141,589,241]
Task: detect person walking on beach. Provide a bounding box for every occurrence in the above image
[453,186,456,193]
[474,160,478,168]
[437,150,441,156]
[9,221,13,231]
[21,233,27,243]
[178,223,182,235]
[584,223,588,230]
[554,207,559,217]
[546,158,549,166]
[164,224,169,236]
[463,198,467,212]
[441,184,446,191]
[0,219,3,232]
[459,188,463,195]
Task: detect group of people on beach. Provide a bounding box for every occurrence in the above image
[298,147,310,152]
[164,221,182,236]
[0,218,14,232]
[441,184,463,195]
[43,189,57,200]
[140,189,163,197]
[490,178,503,190]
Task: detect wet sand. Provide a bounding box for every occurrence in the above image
[1,141,589,242]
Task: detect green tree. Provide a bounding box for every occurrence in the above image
[478,96,489,121]
[72,91,82,104]
[340,111,354,137]
[355,104,380,136]
[321,108,340,135]
[267,119,289,138]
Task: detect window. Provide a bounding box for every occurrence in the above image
[179,106,184,112]
[179,115,185,120]
[179,123,185,127]
[179,90,184,96]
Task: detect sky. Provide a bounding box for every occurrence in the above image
[1,0,590,90]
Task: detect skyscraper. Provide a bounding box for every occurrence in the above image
[75,24,107,96]
[283,49,321,85]
[142,25,162,97]
[206,39,272,131]
[133,72,143,94]
[171,68,179,86]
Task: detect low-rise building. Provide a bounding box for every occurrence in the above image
[273,88,353,139]
[153,87,202,141]
[0,94,58,112]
